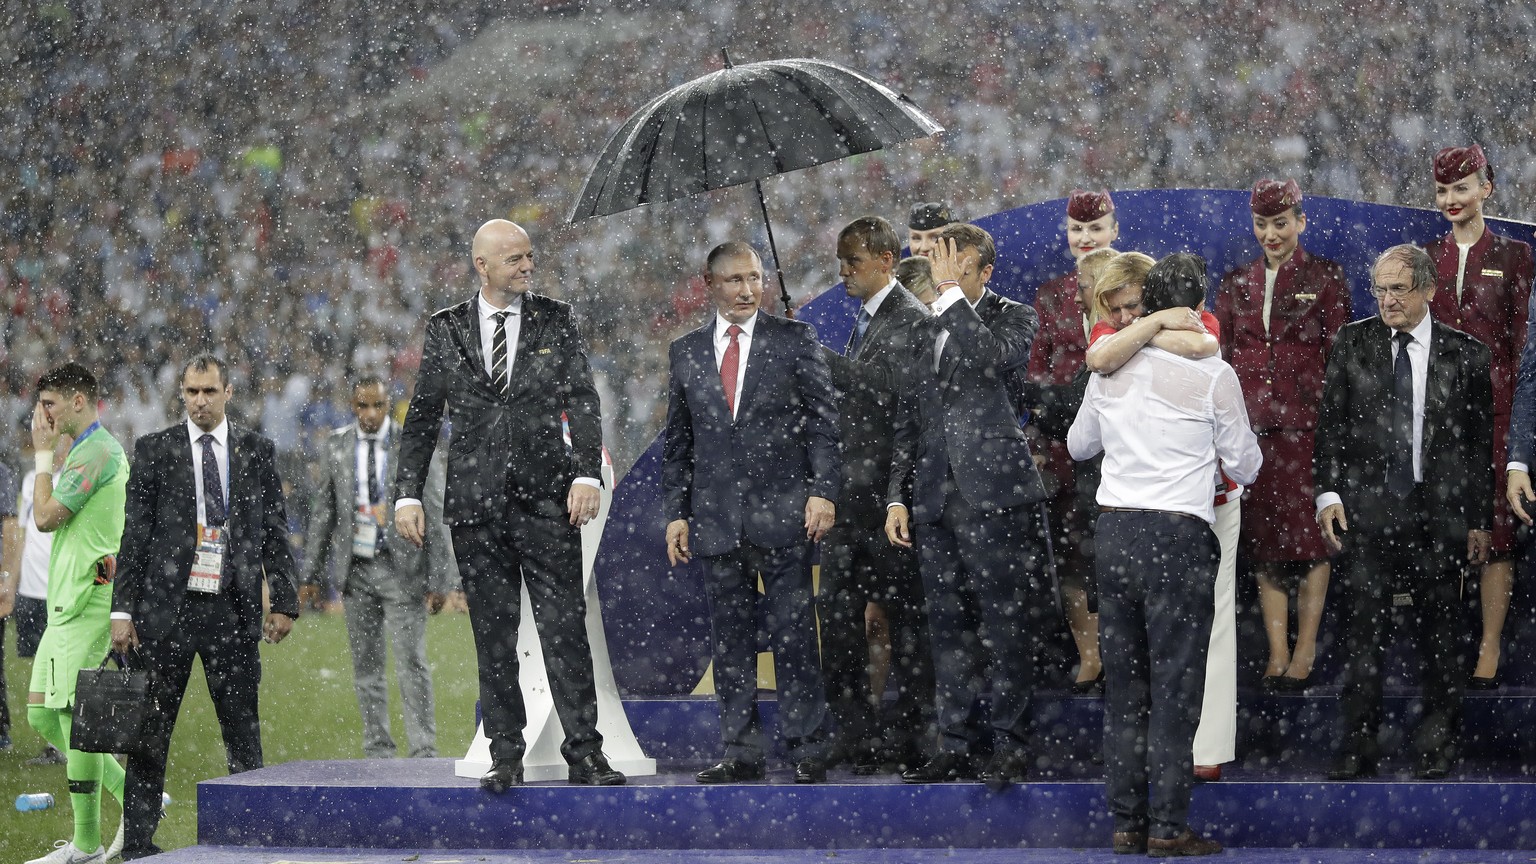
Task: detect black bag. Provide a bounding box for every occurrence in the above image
[72,654,151,754]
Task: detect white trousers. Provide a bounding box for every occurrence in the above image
[1192,497,1239,765]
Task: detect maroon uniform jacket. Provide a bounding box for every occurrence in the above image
[1027,270,1083,481]
[1425,227,1533,550]
[1214,247,1351,433]
[1215,247,1350,562]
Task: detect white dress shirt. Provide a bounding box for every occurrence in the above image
[1315,313,1432,513]
[714,311,757,420]
[1068,347,1262,524]
[355,418,390,507]
[1262,266,1279,336]
[478,291,524,386]
[862,279,898,318]
[187,417,231,529]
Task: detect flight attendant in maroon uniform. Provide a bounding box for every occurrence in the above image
[1215,179,1350,691]
[1027,189,1119,691]
[1424,144,1533,688]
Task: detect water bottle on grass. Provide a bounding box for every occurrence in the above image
[15,792,55,811]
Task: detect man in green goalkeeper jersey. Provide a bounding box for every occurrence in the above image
[25,362,129,864]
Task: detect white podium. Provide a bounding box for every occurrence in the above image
[454,462,656,781]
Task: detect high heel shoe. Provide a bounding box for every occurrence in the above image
[1071,669,1106,696]
[1467,671,1502,690]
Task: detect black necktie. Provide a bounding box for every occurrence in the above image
[200,433,227,526]
[1388,330,1415,498]
[490,311,511,394]
[365,436,380,505]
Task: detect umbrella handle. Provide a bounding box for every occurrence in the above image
[753,179,794,318]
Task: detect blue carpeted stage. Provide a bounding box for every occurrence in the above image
[183,692,1536,860]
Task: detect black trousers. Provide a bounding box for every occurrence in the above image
[819,517,935,756]
[124,590,262,855]
[916,489,1049,757]
[1335,491,1465,763]
[701,540,828,763]
[1097,511,1217,840]
[450,492,602,765]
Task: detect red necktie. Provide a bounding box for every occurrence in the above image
[721,324,742,415]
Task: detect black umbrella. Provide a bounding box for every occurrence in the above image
[569,51,943,311]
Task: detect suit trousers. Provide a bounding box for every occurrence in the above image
[1335,489,1465,763]
[701,540,828,764]
[916,487,1049,757]
[344,552,436,758]
[1097,510,1218,840]
[450,492,601,765]
[124,590,262,854]
[819,518,935,757]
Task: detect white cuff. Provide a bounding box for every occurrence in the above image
[394,498,424,512]
[932,285,967,316]
[1508,462,1529,474]
[110,612,132,621]
[1314,491,1343,515]
[886,501,908,510]
[573,477,601,488]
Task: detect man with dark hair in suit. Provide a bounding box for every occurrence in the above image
[819,216,935,774]
[1070,253,1261,857]
[301,375,457,759]
[663,240,841,784]
[884,222,1051,791]
[111,354,301,860]
[1317,244,1493,781]
[393,218,623,792]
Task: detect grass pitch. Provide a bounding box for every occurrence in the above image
[1,608,481,860]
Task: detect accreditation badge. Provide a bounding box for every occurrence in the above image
[188,524,226,594]
[352,505,380,559]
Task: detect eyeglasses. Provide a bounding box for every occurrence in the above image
[1368,285,1420,299]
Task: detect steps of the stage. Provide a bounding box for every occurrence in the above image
[198,757,1536,850]
[627,689,1536,763]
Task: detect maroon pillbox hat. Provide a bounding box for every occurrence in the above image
[1067,189,1114,223]
[1433,144,1492,186]
[1249,178,1302,217]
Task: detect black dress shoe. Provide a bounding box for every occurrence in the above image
[1467,672,1502,690]
[848,750,882,775]
[794,759,828,783]
[121,844,165,861]
[1112,831,1148,854]
[979,750,1029,791]
[900,752,972,783]
[696,759,765,783]
[480,760,524,793]
[1147,828,1223,857]
[1415,752,1451,780]
[1326,753,1377,781]
[568,752,626,786]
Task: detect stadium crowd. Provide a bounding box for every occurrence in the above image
[3,0,1535,490]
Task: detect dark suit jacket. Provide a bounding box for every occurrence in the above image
[113,422,300,645]
[1314,317,1493,552]
[394,292,602,525]
[663,312,842,557]
[889,289,1047,522]
[300,424,458,596]
[822,284,930,528]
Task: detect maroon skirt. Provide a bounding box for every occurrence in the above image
[1240,428,1329,563]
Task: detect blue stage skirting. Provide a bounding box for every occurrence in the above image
[196,695,1536,852]
[196,757,1536,850]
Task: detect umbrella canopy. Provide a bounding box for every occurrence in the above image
[569,57,943,221]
